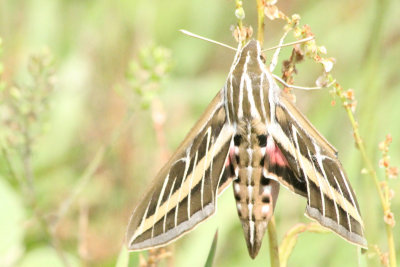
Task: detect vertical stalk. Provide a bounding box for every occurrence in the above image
[234,0,245,45]
[360,0,389,153]
[235,0,244,30]
[358,0,391,238]
[256,0,265,45]
[268,217,280,267]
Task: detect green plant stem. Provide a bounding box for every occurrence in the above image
[54,146,105,230]
[235,0,243,30]
[360,0,389,155]
[54,110,135,230]
[22,128,36,199]
[204,231,218,267]
[331,77,396,267]
[256,0,265,45]
[1,144,25,188]
[267,216,280,267]
[234,0,245,46]
[2,145,71,267]
[34,207,71,267]
[18,116,71,266]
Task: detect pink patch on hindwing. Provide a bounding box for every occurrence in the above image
[266,136,288,167]
[226,147,236,167]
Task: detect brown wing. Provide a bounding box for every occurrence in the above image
[267,93,367,248]
[126,90,235,250]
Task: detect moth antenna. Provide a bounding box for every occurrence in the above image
[179,29,237,51]
[273,73,336,90]
[263,36,315,52]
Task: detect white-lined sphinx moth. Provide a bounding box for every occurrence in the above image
[126,39,367,259]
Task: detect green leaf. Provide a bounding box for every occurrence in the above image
[115,246,129,267]
[203,230,218,267]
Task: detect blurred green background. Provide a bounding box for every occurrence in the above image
[0,0,399,266]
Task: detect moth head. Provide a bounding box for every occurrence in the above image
[231,39,265,77]
[240,39,262,59]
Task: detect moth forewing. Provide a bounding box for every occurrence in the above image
[126,39,367,258]
[126,90,235,251]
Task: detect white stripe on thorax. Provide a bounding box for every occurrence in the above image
[245,73,260,118]
[238,51,252,118]
[259,74,268,121]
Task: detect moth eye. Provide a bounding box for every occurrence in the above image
[257,135,267,147]
[234,135,242,146]
[261,176,270,186]
[259,54,266,63]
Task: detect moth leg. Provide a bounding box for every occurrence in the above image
[269,30,289,72]
[272,74,336,91]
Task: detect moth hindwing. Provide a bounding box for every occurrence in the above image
[126,39,367,259]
